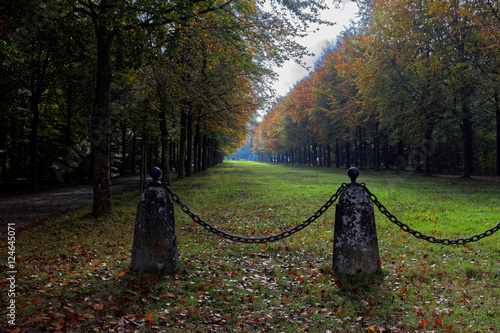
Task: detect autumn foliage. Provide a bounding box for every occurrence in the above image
[253,0,500,177]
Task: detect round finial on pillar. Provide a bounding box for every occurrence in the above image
[150,167,162,184]
[348,167,359,185]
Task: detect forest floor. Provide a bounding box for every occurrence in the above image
[0,175,145,240]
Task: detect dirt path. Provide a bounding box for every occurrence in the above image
[0,175,143,240]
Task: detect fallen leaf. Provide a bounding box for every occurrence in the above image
[164,291,176,298]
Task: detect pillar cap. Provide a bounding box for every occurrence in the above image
[347,167,359,185]
[150,167,162,185]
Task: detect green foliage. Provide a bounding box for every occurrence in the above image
[0,0,335,193]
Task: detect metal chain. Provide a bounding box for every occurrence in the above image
[361,183,500,245]
[163,183,348,244]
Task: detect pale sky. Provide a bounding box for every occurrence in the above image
[272,0,360,97]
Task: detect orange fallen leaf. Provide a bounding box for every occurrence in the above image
[164,291,176,298]
[118,271,125,277]
[145,314,153,321]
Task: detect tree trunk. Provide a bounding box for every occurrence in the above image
[312,143,317,166]
[374,134,380,172]
[358,127,364,170]
[423,126,433,176]
[345,142,350,169]
[120,121,128,175]
[495,91,500,176]
[186,113,193,177]
[396,141,404,172]
[461,92,473,178]
[178,108,187,178]
[327,144,331,167]
[202,134,208,171]
[92,1,116,216]
[131,127,137,174]
[335,140,340,168]
[0,116,7,181]
[65,82,74,148]
[384,139,390,170]
[159,109,170,184]
[194,121,201,173]
[29,91,41,187]
[28,52,49,187]
[139,128,147,192]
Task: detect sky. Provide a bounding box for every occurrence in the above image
[271,0,360,97]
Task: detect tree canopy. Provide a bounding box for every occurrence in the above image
[0,0,337,215]
[253,0,500,177]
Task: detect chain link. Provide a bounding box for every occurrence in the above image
[163,183,347,244]
[361,183,500,245]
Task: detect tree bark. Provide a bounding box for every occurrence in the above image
[358,127,364,170]
[396,141,404,172]
[312,143,317,166]
[92,0,116,216]
[495,91,500,175]
[28,90,41,187]
[194,121,201,174]
[202,134,208,171]
[178,108,187,178]
[159,109,170,184]
[0,116,7,181]
[120,121,128,176]
[461,92,473,178]
[327,144,331,167]
[186,113,193,177]
[345,141,350,169]
[131,127,137,174]
[374,134,380,172]
[28,52,49,187]
[335,140,340,168]
[423,126,433,176]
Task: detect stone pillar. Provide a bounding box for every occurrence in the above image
[333,168,380,275]
[131,167,178,272]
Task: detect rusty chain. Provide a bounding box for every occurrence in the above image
[163,183,347,244]
[361,183,500,245]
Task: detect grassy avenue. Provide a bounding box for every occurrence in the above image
[2,161,500,332]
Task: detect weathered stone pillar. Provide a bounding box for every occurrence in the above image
[131,167,178,272]
[333,168,380,275]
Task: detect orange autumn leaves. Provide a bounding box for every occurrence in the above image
[253,0,500,176]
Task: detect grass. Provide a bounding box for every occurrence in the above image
[1,160,500,332]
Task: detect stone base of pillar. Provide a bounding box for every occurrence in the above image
[131,186,178,272]
[333,185,380,275]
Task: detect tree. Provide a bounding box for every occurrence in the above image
[69,0,331,215]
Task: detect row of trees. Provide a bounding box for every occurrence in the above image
[253,0,500,176]
[1,0,334,215]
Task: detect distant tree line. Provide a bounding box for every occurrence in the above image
[253,0,500,177]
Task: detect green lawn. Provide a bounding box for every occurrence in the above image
[2,161,500,332]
